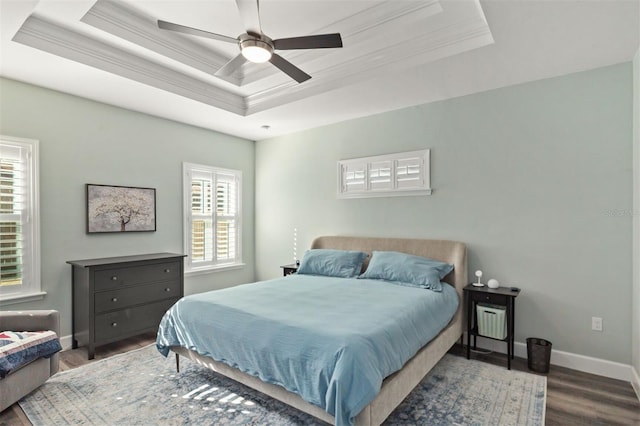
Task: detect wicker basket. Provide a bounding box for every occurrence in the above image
[476,304,507,340]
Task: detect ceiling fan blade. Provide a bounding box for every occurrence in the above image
[235,0,262,35]
[269,53,311,83]
[274,33,343,50]
[215,53,248,77]
[158,20,238,44]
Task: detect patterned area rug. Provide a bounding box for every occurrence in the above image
[20,345,545,425]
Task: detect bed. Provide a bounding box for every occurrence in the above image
[157,236,467,425]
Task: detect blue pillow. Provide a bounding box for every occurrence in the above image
[297,249,369,278]
[358,251,454,292]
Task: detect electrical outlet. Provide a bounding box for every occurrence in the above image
[592,316,603,332]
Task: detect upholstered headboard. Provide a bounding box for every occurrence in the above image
[310,236,468,298]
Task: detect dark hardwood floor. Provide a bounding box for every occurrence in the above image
[1,335,639,425]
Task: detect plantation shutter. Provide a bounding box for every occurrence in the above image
[340,162,366,194]
[0,141,33,293]
[190,171,214,265]
[338,149,431,198]
[368,160,393,191]
[186,164,241,271]
[395,155,424,190]
[215,172,238,262]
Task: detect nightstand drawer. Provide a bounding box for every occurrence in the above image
[470,292,507,306]
[94,261,180,291]
[94,280,181,314]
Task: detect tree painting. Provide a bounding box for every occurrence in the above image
[87,185,156,233]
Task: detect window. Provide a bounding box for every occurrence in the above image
[0,135,42,304]
[183,163,242,273]
[337,149,432,198]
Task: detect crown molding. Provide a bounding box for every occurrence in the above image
[12,14,246,115]
[80,0,243,84]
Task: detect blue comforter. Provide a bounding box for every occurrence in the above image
[156,275,459,425]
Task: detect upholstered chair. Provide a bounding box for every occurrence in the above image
[0,310,60,412]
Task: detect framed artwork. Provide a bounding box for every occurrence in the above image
[86,184,156,233]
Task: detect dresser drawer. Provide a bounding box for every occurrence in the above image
[94,261,180,291]
[94,280,181,314]
[470,292,507,306]
[94,298,178,342]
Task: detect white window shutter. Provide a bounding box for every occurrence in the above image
[341,162,367,193]
[0,135,40,301]
[368,160,392,191]
[395,155,424,189]
[183,163,242,273]
[338,149,431,198]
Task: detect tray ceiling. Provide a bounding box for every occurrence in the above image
[11,0,493,116]
[1,1,638,140]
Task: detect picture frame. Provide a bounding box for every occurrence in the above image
[86,184,156,233]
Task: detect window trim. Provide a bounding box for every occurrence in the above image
[337,149,432,198]
[0,135,43,306]
[183,162,243,275]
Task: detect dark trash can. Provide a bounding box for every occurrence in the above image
[526,337,552,374]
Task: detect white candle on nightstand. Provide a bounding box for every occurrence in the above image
[293,227,298,264]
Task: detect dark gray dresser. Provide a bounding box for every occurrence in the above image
[67,252,186,359]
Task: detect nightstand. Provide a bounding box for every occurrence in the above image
[280,263,298,276]
[463,284,520,369]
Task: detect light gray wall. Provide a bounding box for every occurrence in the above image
[255,63,633,364]
[633,49,640,384]
[0,77,256,338]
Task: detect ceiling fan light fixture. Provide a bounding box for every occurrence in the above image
[158,2,343,83]
[240,38,273,63]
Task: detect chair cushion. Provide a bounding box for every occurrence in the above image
[0,330,62,378]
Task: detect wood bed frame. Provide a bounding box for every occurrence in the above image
[172,236,467,425]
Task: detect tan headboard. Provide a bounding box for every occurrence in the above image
[310,236,468,298]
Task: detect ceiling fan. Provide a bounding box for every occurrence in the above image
[157,0,343,83]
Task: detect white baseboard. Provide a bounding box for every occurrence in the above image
[632,366,640,402]
[466,335,633,382]
[548,345,632,382]
[59,334,73,351]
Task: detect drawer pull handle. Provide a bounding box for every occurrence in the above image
[111,276,118,281]
[111,322,118,327]
[165,288,171,292]
[164,269,171,273]
[111,297,118,302]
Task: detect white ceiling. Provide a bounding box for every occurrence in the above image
[1,0,639,141]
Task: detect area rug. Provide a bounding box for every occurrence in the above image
[20,345,546,425]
